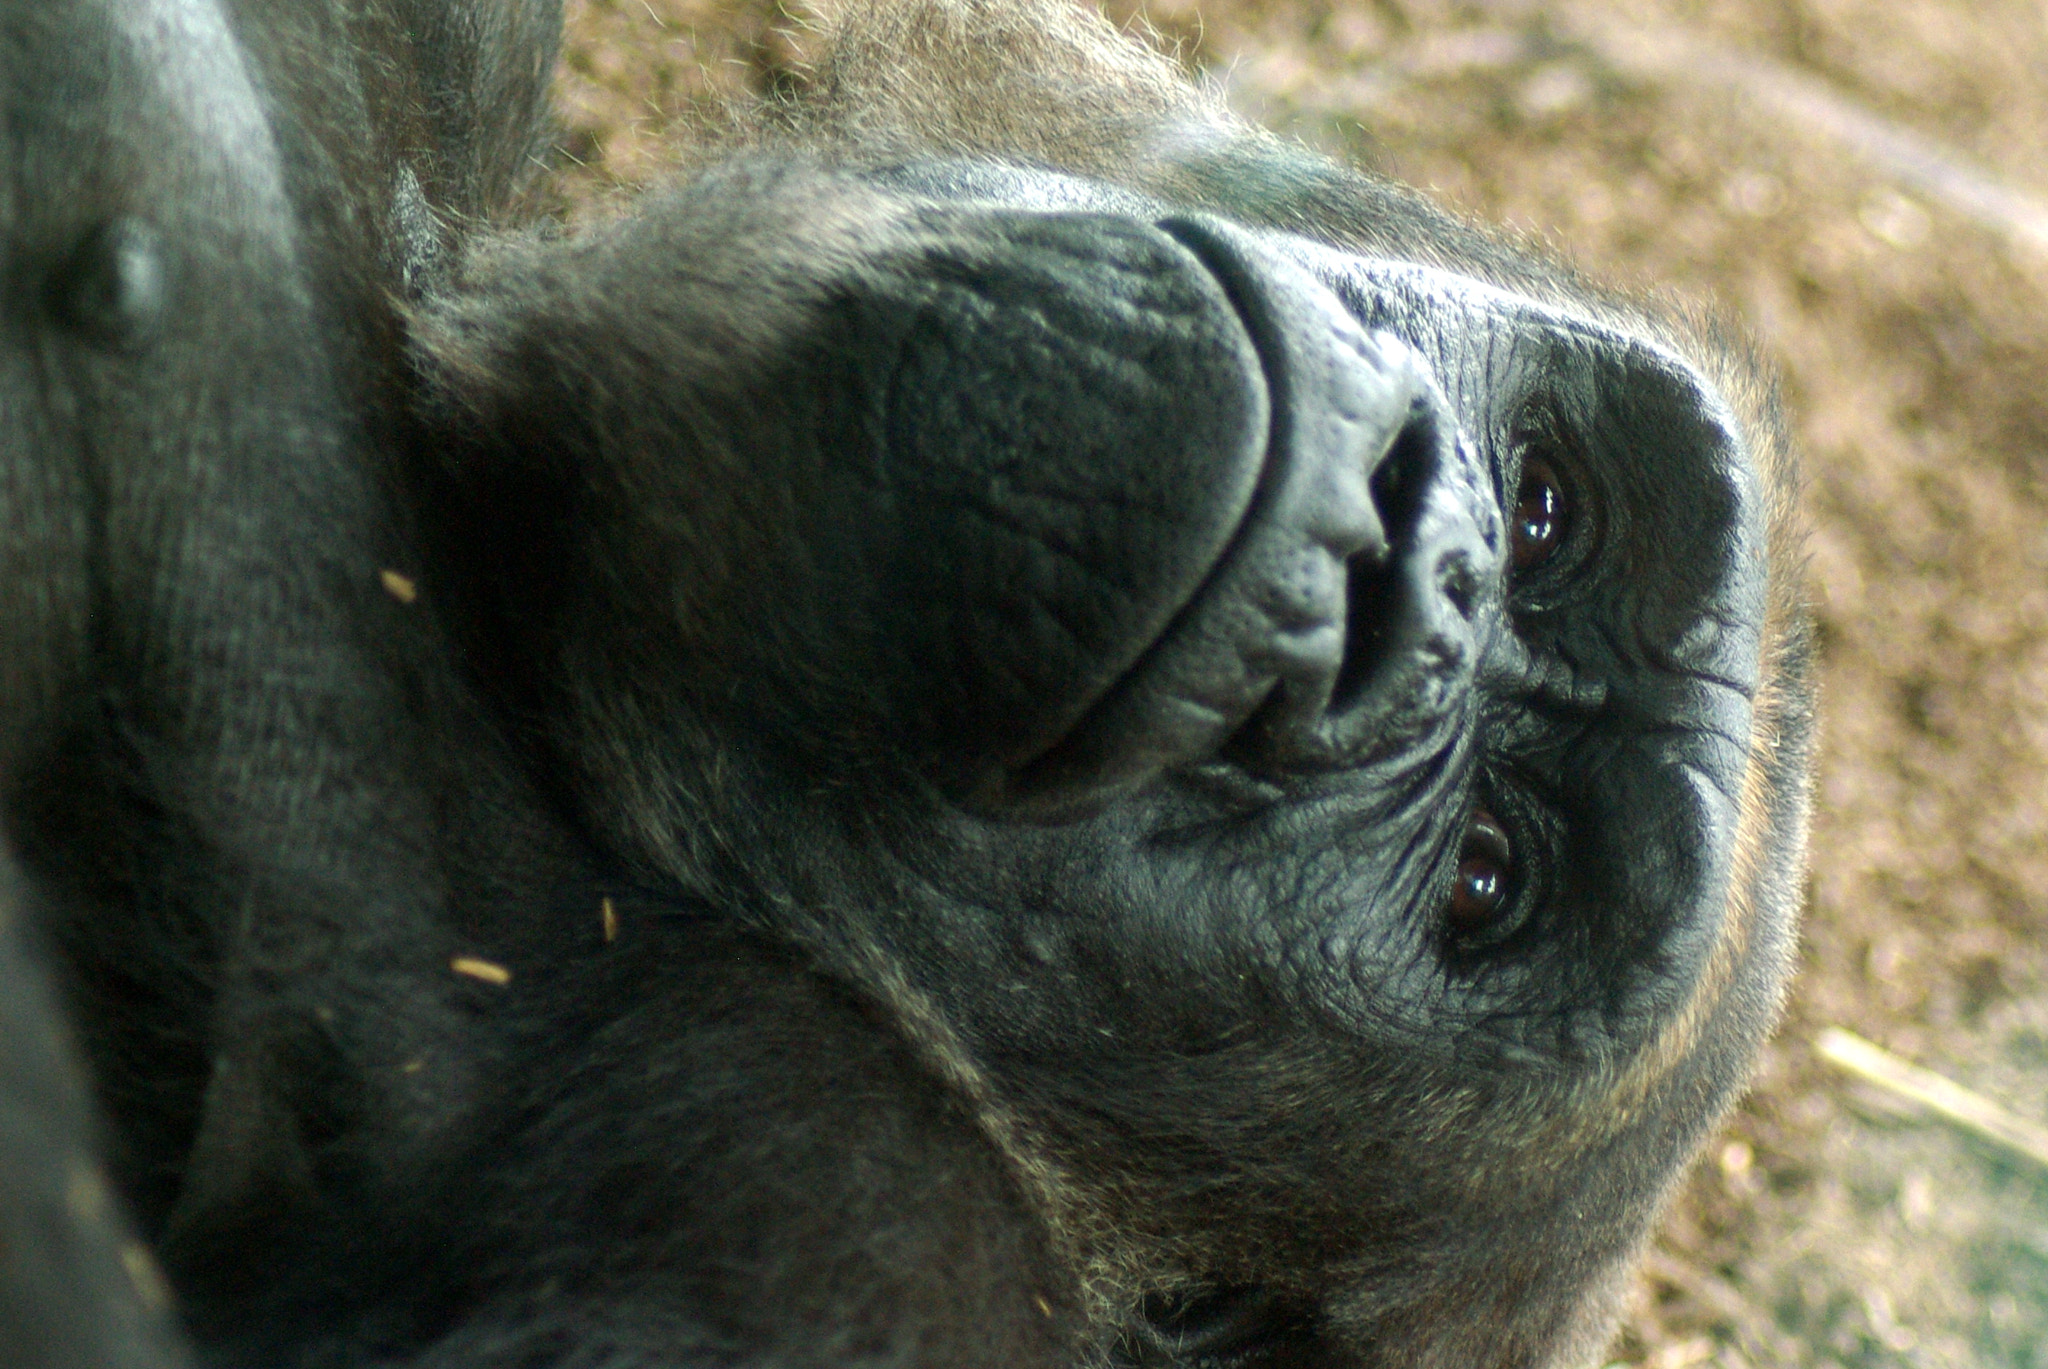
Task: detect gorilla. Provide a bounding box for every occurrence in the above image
[0,0,1814,1366]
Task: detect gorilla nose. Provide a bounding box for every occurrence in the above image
[1201,329,1504,775]
[984,220,1503,814]
[1286,406,1504,765]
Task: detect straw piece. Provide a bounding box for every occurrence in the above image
[451,955,512,986]
[1816,1027,2048,1172]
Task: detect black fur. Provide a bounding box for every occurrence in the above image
[0,2,1813,1366]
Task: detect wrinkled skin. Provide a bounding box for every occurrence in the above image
[0,2,1814,1367]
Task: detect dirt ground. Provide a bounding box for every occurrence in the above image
[556,2,2048,1364]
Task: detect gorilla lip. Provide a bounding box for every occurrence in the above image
[981,221,1444,818]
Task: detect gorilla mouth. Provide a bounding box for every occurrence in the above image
[982,219,1468,819]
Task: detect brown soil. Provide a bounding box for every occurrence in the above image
[556,3,2048,1364]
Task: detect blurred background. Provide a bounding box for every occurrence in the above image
[555,3,2048,1364]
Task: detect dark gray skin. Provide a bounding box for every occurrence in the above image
[0,2,1815,1367]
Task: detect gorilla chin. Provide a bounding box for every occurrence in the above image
[0,1,1813,1367]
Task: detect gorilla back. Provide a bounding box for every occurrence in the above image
[0,1,1814,1366]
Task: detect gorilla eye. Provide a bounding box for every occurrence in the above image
[1447,809,1514,933]
[1510,458,1566,572]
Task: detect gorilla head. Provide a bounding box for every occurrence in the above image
[410,9,1814,1361]
[0,0,1812,1366]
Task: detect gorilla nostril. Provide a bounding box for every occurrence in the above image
[1365,405,1439,545]
[1437,551,1477,620]
[1329,555,1390,713]
[1327,412,1440,711]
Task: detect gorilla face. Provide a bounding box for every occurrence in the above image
[0,0,1812,1365]
[424,150,1811,1361]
